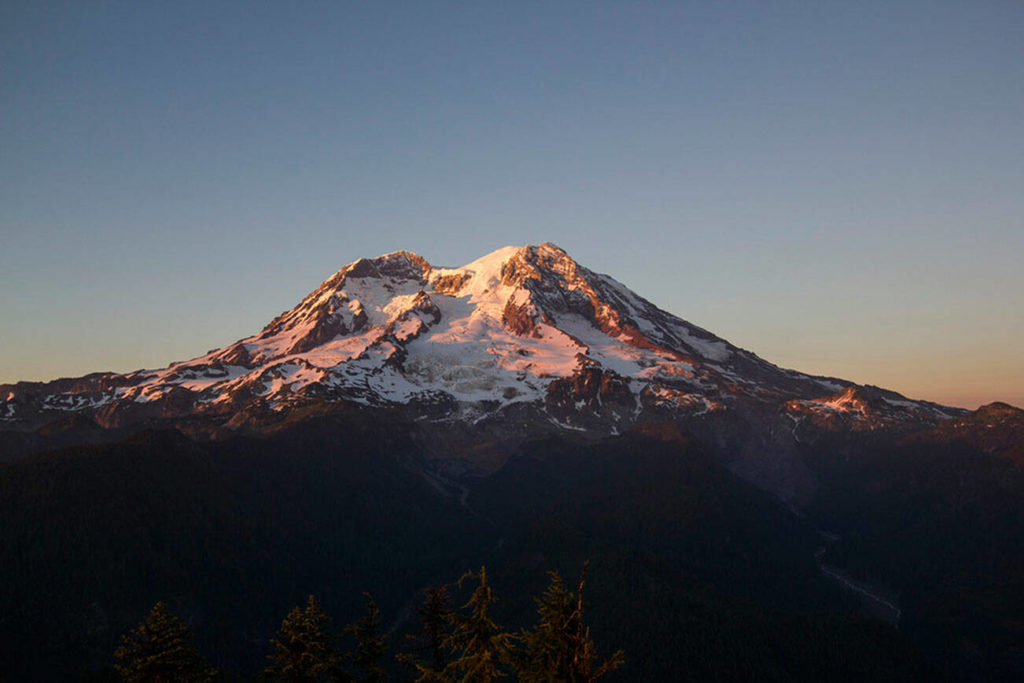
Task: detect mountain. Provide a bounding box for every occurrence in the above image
[1,243,1021,680]
[0,243,959,499]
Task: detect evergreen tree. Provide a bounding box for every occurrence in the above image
[264,595,342,682]
[398,585,451,681]
[441,566,513,682]
[113,601,216,682]
[516,563,623,682]
[516,572,576,681]
[343,592,387,682]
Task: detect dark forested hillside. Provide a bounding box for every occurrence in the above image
[0,414,947,681]
[465,427,933,681]
[802,432,1024,680]
[0,414,488,680]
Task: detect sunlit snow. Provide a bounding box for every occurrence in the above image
[1,244,956,427]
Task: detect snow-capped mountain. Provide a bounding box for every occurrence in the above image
[2,246,1017,682]
[1,243,959,439]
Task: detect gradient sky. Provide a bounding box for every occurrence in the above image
[2,1,1022,409]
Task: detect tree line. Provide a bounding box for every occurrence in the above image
[114,563,624,682]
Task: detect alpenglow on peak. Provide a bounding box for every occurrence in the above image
[0,243,957,436]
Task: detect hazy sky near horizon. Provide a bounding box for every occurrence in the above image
[2,1,1022,409]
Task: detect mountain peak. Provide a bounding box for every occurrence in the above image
[371,250,432,279]
[0,244,962,443]
[977,401,1023,416]
[498,242,581,288]
[334,250,432,283]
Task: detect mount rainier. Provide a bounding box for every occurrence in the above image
[1,242,962,499]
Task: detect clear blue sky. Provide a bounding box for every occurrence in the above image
[2,1,1022,409]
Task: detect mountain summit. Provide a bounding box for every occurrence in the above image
[1,242,958,467]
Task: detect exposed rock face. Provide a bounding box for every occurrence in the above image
[501,296,542,337]
[544,367,637,430]
[429,273,470,297]
[785,385,954,433]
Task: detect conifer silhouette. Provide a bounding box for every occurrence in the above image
[441,567,513,682]
[114,601,215,682]
[343,592,386,682]
[398,585,452,681]
[264,595,342,681]
[516,563,623,682]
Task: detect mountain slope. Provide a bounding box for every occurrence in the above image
[0,243,958,455]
